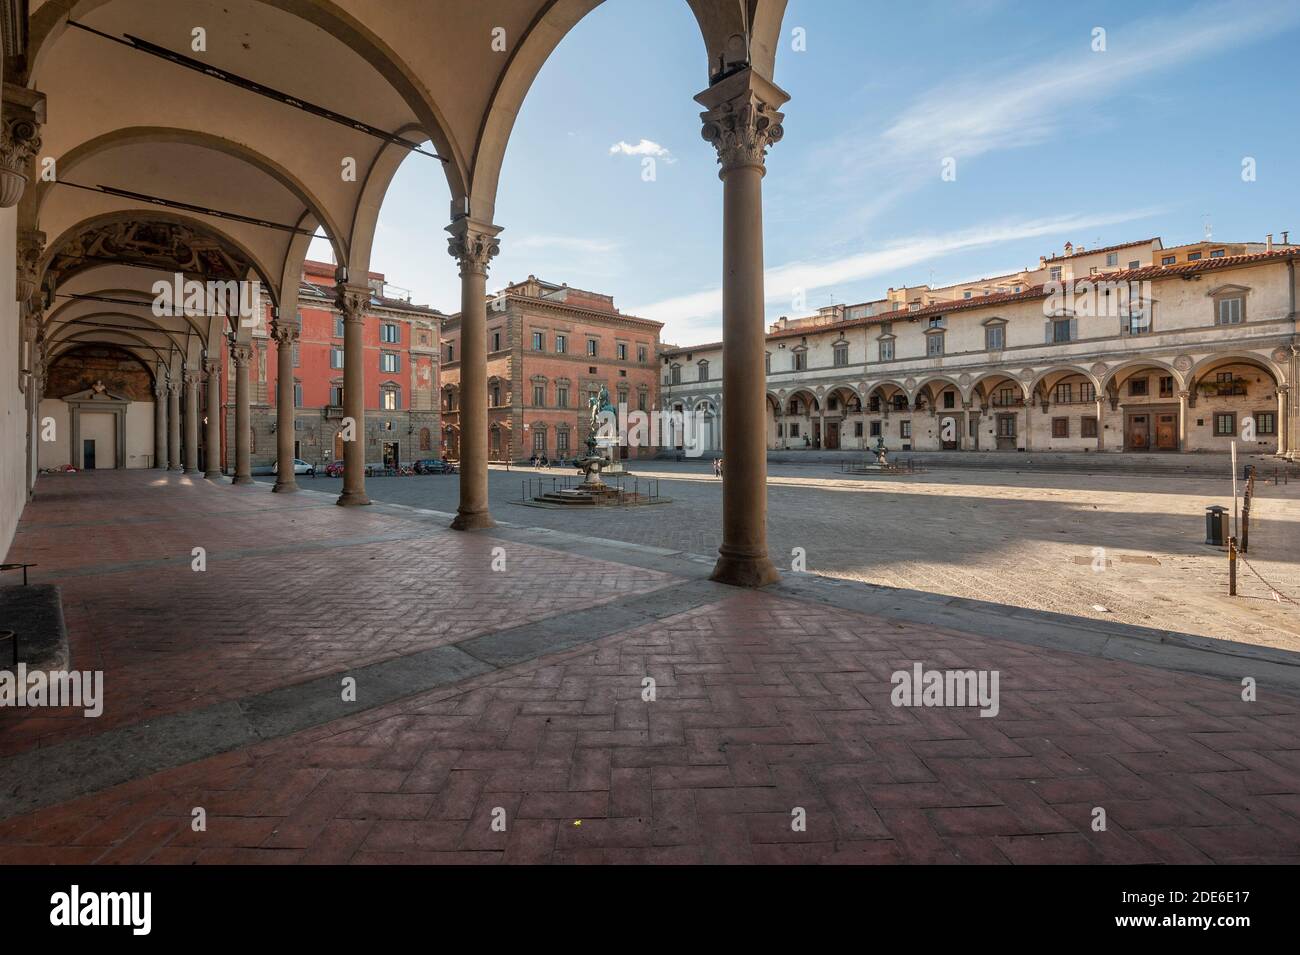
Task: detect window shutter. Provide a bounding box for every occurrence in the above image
[1044,321,1052,343]
[1069,318,1078,341]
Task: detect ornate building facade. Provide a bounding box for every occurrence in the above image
[662,238,1299,457]
[439,276,662,463]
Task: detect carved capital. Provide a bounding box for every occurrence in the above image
[446,218,501,276]
[153,376,168,398]
[167,378,182,395]
[203,357,221,376]
[0,84,46,208]
[230,343,253,367]
[184,369,201,388]
[16,229,44,306]
[334,284,370,323]
[696,68,788,174]
[271,321,301,345]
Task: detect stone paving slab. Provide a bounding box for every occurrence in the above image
[1,470,1298,864]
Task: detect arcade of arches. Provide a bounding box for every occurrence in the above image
[0,0,792,587]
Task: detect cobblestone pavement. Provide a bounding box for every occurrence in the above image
[264,460,1300,652]
[2,470,1298,864]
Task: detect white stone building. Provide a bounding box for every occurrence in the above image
[661,240,1299,457]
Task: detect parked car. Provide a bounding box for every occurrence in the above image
[324,459,345,478]
[414,458,456,474]
[272,458,316,476]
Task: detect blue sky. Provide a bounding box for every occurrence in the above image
[315,0,1300,346]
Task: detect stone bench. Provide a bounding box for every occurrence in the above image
[0,584,69,672]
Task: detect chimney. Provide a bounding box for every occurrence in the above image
[1283,231,1290,245]
[1267,234,1273,251]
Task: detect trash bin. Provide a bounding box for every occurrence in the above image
[1205,505,1229,546]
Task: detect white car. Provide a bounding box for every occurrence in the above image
[272,458,316,476]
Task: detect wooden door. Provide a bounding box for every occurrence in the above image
[1156,413,1177,450]
[1126,414,1150,450]
[826,422,840,450]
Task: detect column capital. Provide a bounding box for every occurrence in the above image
[335,284,371,321]
[1278,384,1291,394]
[0,84,46,209]
[446,217,501,277]
[695,67,788,175]
[183,369,201,387]
[167,378,182,395]
[203,356,221,376]
[16,229,45,305]
[229,343,253,366]
[153,376,168,398]
[271,321,301,345]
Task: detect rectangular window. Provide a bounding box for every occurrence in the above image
[617,343,627,361]
[765,353,771,374]
[491,385,500,406]
[1080,382,1096,402]
[926,333,944,357]
[293,382,303,408]
[1052,319,1072,343]
[446,344,455,362]
[1081,417,1098,438]
[1256,412,1276,435]
[532,331,543,350]
[1052,417,1069,438]
[382,389,399,410]
[330,346,344,369]
[1128,260,1140,269]
[533,384,545,407]
[533,431,546,453]
[794,351,806,371]
[587,339,598,357]
[1159,375,1174,398]
[1217,298,1243,325]
[380,323,399,344]
[1106,252,1118,266]
[637,345,647,362]
[1129,378,1148,397]
[985,325,1004,351]
[997,416,1016,438]
[556,386,568,408]
[834,344,848,367]
[381,352,399,373]
[291,342,300,367]
[879,340,894,362]
[556,334,567,354]
[334,316,345,338]
[900,421,912,439]
[1210,249,1226,258]
[854,422,863,437]
[1054,383,1073,404]
[1162,255,1176,266]
[1214,413,1235,436]
[790,423,800,438]
[557,430,570,452]
[943,391,956,409]
[1125,309,1151,336]
[329,385,343,406]
[491,331,501,351]
[1187,251,1202,261]
[870,421,881,438]
[698,362,709,381]
[1049,266,1062,281]
[669,365,681,385]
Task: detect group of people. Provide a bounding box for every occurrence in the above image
[529,454,555,468]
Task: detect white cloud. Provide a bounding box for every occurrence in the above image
[508,234,621,256]
[608,138,677,163]
[632,207,1164,335]
[876,0,1299,170]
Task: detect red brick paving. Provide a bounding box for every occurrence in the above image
[2,471,1300,863]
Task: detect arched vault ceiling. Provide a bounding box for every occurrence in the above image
[28,0,790,261]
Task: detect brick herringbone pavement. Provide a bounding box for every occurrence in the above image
[2,471,1299,863]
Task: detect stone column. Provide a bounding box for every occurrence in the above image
[183,369,200,472]
[446,218,501,530]
[204,357,222,477]
[1277,385,1290,456]
[153,376,168,468]
[335,285,371,506]
[272,322,300,493]
[167,378,182,470]
[697,67,787,587]
[230,343,254,485]
[1178,390,1190,452]
[1095,397,1106,451]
